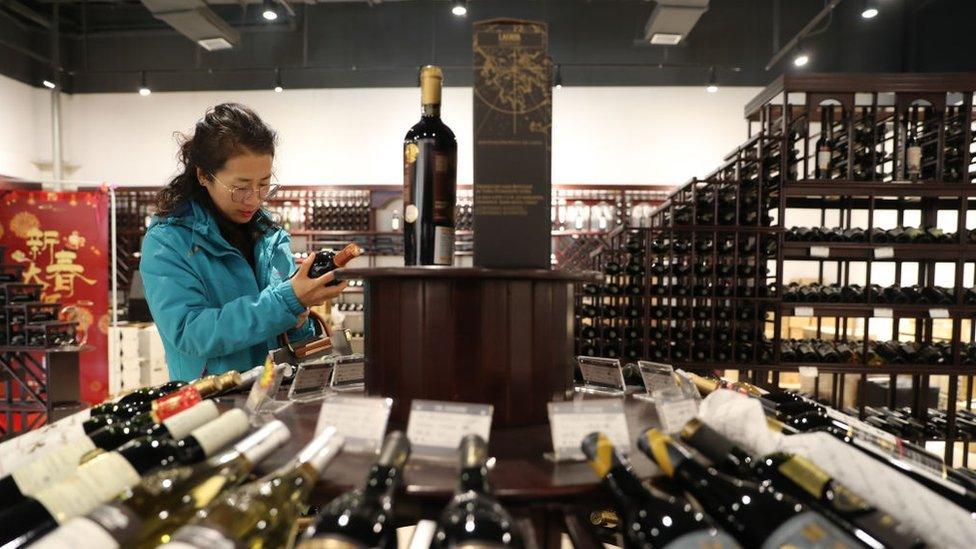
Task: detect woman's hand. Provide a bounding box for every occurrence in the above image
[291,253,349,308]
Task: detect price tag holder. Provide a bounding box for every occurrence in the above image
[315,395,393,454]
[653,388,700,435]
[874,308,893,318]
[929,309,950,319]
[245,358,291,418]
[287,361,333,403]
[798,366,819,378]
[636,361,677,401]
[576,356,626,395]
[329,354,365,392]
[547,399,630,462]
[406,400,494,461]
[810,246,830,259]
[673,369,703,402]
[794,307,815,317]
[874,247,895,259]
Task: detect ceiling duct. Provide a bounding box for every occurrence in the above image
[642,0,709,45]
[140,0,240,50]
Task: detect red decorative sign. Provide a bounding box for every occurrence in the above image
[0,189,110,405]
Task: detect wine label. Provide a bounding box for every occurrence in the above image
[817,149,832,171]
[161,401,220,441]
[907,146,921,173]
[663,529,740,549]
[152,386,203,422]
[191,409,250,457]
[30,516,121,549]
[777,455,830,498]
[235,419,291,464]
[0,411,91,475]
[33,451,141,524]
[760,511,858,549]
[11,435,97,496]
[433,226,454,266]
[168,524,237,549]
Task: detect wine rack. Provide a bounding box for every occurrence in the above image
[575,73,976,464]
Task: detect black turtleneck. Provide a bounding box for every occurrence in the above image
[213,211,258,269]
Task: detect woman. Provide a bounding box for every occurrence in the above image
[141,103,346,381]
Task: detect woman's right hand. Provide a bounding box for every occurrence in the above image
[291,253,349,308]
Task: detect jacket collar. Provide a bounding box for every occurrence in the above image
[150,200,281,259]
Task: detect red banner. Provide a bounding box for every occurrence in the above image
[1,189,110,405]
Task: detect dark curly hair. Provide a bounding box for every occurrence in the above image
[156,103,277,216]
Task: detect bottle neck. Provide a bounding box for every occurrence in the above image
[458,465,490,494]
[422,103,441,118]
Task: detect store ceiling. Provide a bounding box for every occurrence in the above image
[0,0,973,94]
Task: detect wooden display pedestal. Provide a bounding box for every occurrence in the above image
[334,267,599,427]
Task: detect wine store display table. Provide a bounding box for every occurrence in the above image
[333,267,602,427]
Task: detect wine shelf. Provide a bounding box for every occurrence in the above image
[782,241,976,260]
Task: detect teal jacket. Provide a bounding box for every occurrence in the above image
[140,200,314,381]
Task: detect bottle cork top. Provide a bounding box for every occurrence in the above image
[420,65,443,106]
[334,243,363,268]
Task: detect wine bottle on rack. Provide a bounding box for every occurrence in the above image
[581,432,738,548]
[163,427,345,549]
[31,420,292,549]
[906,126,921,180]
[0,409,251,547]
[299,432,410,548]
[638,429,859,548]
[430,435,522,548]
[404,65,457,266]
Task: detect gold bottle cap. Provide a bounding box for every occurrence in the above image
[419,65,443,106]
[191,375,220,398]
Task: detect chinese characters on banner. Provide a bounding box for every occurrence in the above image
[0,189,110,406]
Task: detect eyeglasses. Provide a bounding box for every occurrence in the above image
[212,175,280,203]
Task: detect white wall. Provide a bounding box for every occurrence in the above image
[0,74,48,180]
[49,85,761,187]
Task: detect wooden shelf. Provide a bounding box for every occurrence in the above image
[782,241,976,261]
[780,303,976,318]
[783,180,976,198]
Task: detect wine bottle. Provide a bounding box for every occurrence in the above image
[306,243,363,282]
[430,435,522,548]
[92,370,242,421]
[298,432,411,548]
[906,127,921,179]
[30,420,292,549]
[0,409,251,547]
[817,117,834,180]
[580,432,738,548]
[404,65,457,266]
[89,381,187,416]
[162,426,344,549]
[680,419,922,549]
[0,400,219,510]
[638,429,859,548]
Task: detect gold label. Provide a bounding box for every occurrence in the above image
[831,483,872,514]
[647,430,675,478]
[586,433,614,478]
[499,32,522,43]
[405,143,419,164]
[777,455,829,498]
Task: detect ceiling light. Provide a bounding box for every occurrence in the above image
[262,0,279,21]
[197,38,234,51]
[706,66,718,93]
[42,80,55,90]
[793,53,810,67]
[649,33,683,45]
[274,68,283,93]
[451,0,467,16]
[554,64,563,89]
[861,0,879,19]
[138,71,151,96]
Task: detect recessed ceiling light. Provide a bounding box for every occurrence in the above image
[861,0,879,19]
[793,53,810,67]
[649,33,683,45]
[451,0,467,16]
[262,0,279,21]
[42,80,55,89]
[197,38,233,51]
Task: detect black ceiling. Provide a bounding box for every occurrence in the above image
[0,0,974,94]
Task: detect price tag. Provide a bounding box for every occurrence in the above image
[810,246,830,258]
[406,400,493,460]
[329,354,365,390]
[798,366,819,378]
[315,395,392,454]
[287,361,333,402]
[874,247,895,259]
[637,361,676,395]
[653,388,700,434]
[245,357,286,414]
[548,399,630,462]
[874,308,893,318]
[577,356,625,395]
[929,309,950,319]
[794,307,815,317]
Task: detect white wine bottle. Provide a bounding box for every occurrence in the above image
[30,420,292,549]
[162,426,345,549]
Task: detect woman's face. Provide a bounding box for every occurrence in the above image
[198,151,274,224]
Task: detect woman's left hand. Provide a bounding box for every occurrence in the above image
[294,309,309,328]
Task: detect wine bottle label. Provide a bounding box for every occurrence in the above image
[191,408,250,457]
[33,451,141,524]
[0,410,91,475]
[434,226,455,265]
[11,435,97,496]
[168,525,237,549]
[30,516,122,549]
[161,401,220,441]
[817,150,831,170]
[662,529,739,549]
[907,146,921,173]
[432,151,456,225]
[760,511,857,549]
[152,386,203,422]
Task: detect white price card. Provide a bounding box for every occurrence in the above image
[287,362,333,402]
[637,361,677,395]
[874,247,895,259]
[315,395,392,454]
[810,246,830,258]
[406,400,493,460]
[577,356,625,394]
[929,308,950,319]
[874,308,893,318]
[794,307,815,317]
[548,399,630,462]
[653,388,700,434]
[798,366,819,378]
[330,354,365,389]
